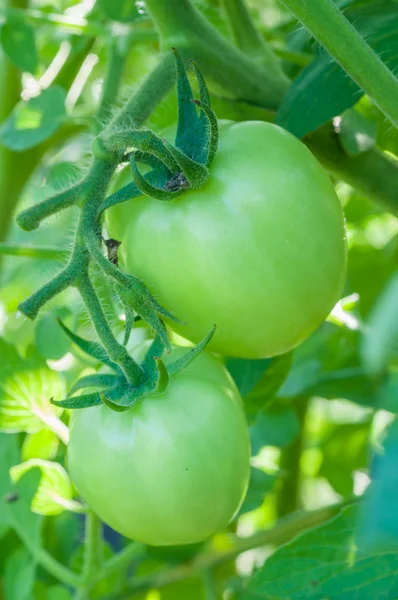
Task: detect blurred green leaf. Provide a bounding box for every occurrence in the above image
[98,0,140,22]
[361,272,398,375]
[357,419,398,551]
[250,407,300,455]
[4,548,36,600]
[0,15,38,74]
[0,433,19,538]
[238,467,276,516]
[319,421,370,496]
[0,339,65,434]
[22,429,59,461]
[337,108,377,156]
[35,308,72,360]
[226,357,272,397]
[10,459,80,516]
[276,2,398,137]
[243,504,398,600]
[0,86,66,151]
[46,586,72,600]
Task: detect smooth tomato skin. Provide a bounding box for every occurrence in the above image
[107,121,347,358]
[68,348,250,546]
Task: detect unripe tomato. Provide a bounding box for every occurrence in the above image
[68,347,250,546]
[107,121,347,358]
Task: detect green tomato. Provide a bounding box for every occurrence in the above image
[107,121,347,358]
[68,347,250,546]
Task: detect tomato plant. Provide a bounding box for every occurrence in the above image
[0,0,397,598]
[68,346,250,545]
[107,120,347,358]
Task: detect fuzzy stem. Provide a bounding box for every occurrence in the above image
[143,0,289,109]
[281,0,398,128]
[19,265,77,320]
[220,0,284,74]
[91,543,144,586]
[96,38,128,126]
[78,275,143,385]
[17,183,83,231]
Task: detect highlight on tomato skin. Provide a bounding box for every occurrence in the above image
[67,346,251,546]
[107,121,348,360]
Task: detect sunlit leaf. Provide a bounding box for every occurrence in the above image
[10,459,82,516]
[0,86,66,151]
[0,339,65,434]
[0,15,38,74]
[22,429,59,461]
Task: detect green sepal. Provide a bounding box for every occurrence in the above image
[57,319,118,371]
[100,393,131,412]
[99,181,141,214]
[115,282,171,351]
[102,378,155,408]
[130,156,182,202]
[128,129,179,172]
[51,392,102,409]
[70,373,121,395]
[167,325,216,377]
[191,100,219,167]
[173,48,201,159]
[143,334,167,378]
[135,151,170,173]
[190,60,211,108]
[154,357,169,393]
[162,138,209,189]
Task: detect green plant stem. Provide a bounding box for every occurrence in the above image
[0,243,69,259]
[143,0,289,109]
[280,0,398,128]
[91,543,144,586]
[276,398,309,517]
[203,568,218,600]
[307,125,398,217]
[220,0,284,74]
[112,500,350,598]
[97,38,128,125]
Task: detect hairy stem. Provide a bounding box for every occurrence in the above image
[220,0,284,74]
[17,183,83,231]
[281,0,398,128]
[144,0,289,108]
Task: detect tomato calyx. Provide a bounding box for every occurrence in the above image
[97,49,219,208]
[51,321,216,411]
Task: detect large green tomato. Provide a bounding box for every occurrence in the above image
[68,347,250,546]
[107,121,347,358]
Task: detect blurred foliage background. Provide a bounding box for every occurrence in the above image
[0,0,398,598]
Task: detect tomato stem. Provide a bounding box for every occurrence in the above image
[281,0,398,129]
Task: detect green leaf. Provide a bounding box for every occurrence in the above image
[57,320,117,370]
[4,548,36,600]
[361,272,398,375]
[244,502,398,600]
[226,357,273,397]
[35,308,72,360]
[337,108,377,156]
[0,86,66,151]
[244,353,293,423]
[0,433,19,537]
[0,339,65,434]
[51,392,102,410]
[250,407,300,455]
[22,429,59,461]
[357,419,398,551]
[3,469,43,551]
[238,467,276,516]
[276,3,398,138]
[0,15,38,74]
[46,586,72,600]
[10,459,80,516]
[98,0,140,22]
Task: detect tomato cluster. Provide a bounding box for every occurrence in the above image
[69,120,346,546]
